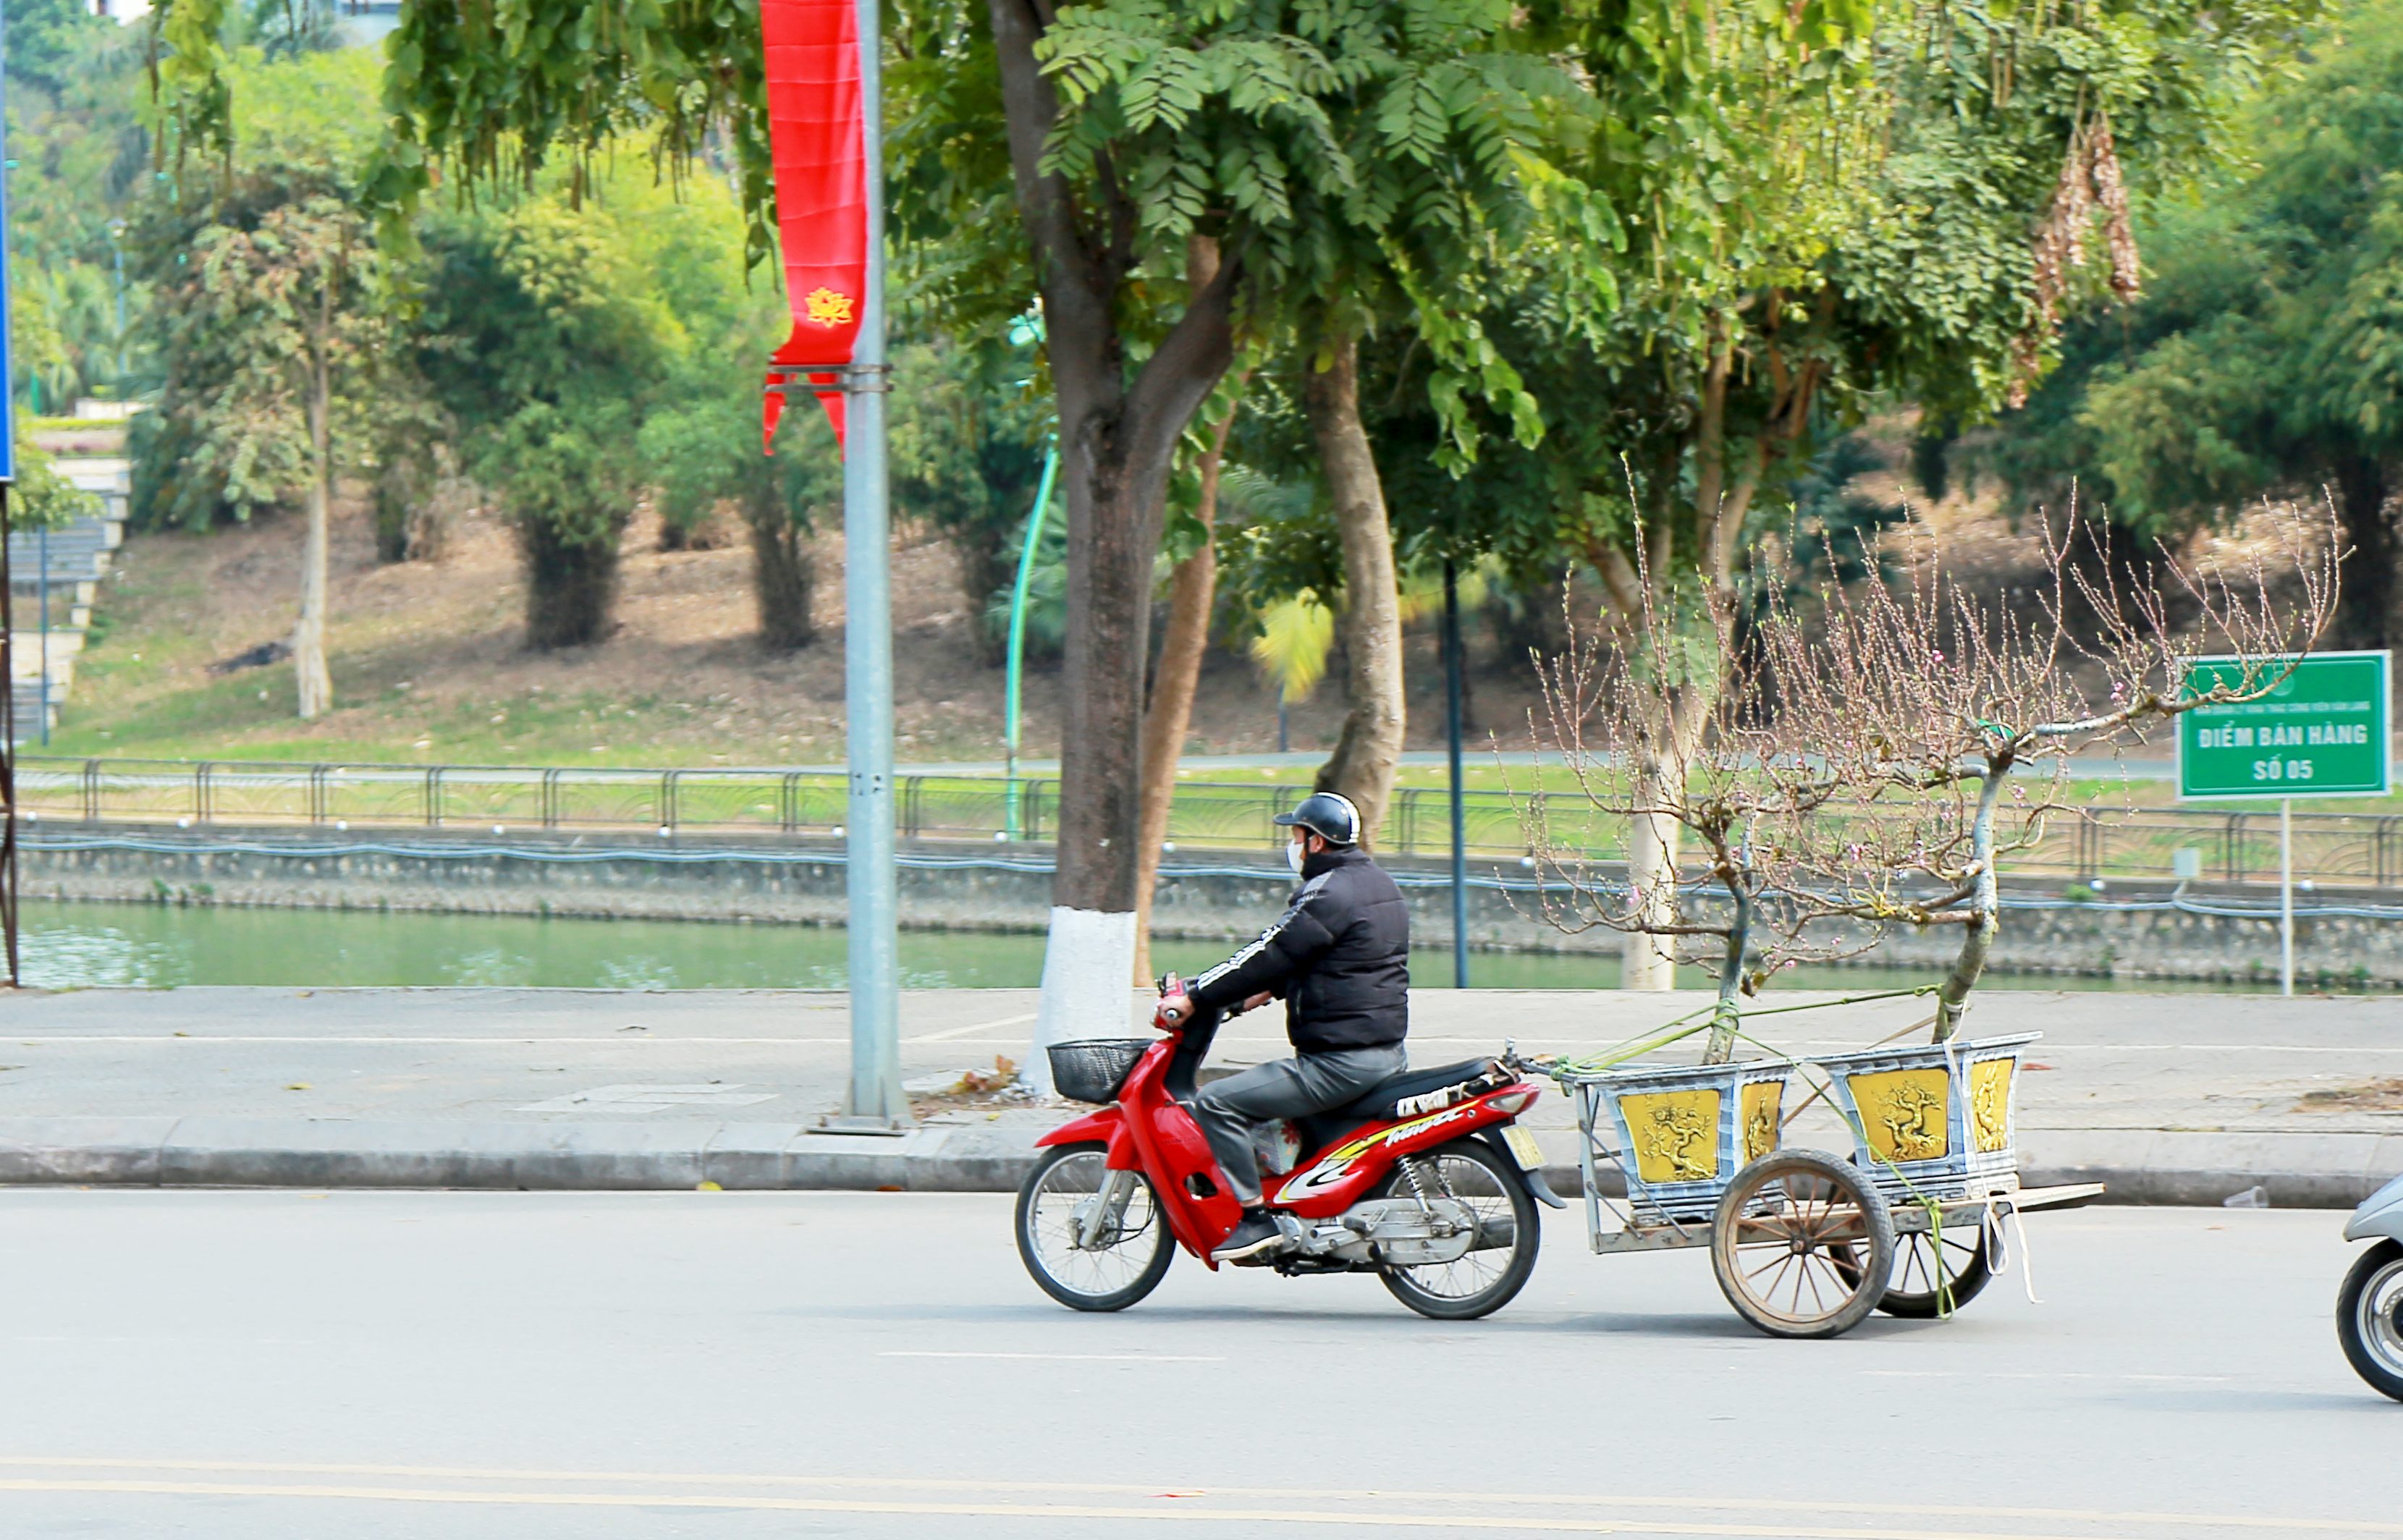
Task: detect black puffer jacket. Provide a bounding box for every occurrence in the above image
[1188,844,1409,1052]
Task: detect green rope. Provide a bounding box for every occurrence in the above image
[1542,983,1940,1080]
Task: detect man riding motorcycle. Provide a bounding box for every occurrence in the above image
[1158,791,1411,1264]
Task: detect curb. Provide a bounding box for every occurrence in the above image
[0,1118,1048,1193]
[2017,1128,2403,1209]
[0,1120,2392,1209]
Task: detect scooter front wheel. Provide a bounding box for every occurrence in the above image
[2337,1238,2403,1402]
[1015,1144,1175,1312]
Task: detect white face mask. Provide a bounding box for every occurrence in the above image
[1286,838,1308,876]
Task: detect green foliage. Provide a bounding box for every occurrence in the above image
[640,363,836,543]
[8,433,102,531]
[981,510,1068,661]
[1976,4,2403,641]
[1248,591,1335,705]
[1781,436,1911,590]
[1018,0,1559,454]
[1212,460,1338,612]
[890,334,1054,652]
[7,17,149,405]
[5,0,112,96]
[1331,0,2315,628]
[411,182,696,593]
[371,0,775,264]
[132,166,384,528]
[125,46,401,528]
[486,399,645,554]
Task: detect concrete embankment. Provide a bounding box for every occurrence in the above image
[19,821,2403,986]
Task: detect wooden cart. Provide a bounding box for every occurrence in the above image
[1555,1033,2103,1338]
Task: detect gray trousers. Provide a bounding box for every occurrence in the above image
[1191,1044,1407,1206]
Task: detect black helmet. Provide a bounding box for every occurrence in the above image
[1274,791,1362,847]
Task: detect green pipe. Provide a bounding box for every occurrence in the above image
[1002,440,1059,839]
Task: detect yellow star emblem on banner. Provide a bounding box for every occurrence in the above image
[804,287,856,326]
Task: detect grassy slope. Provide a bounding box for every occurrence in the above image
[49,494,1553,774]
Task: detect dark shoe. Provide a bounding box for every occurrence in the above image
[1212,1211,1287,1265]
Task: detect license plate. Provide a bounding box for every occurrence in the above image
[1500,1125,1544,1171]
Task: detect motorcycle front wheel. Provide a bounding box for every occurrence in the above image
[2337,1238,2403,1402]
[1015,1144,1175,1312]
[1374,1138,1541,1321]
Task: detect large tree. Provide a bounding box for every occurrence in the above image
[132,160,384,717]
[1489,0,2305,987]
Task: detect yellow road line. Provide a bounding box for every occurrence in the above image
[0,1478,2304,1538]
[0,1461,2388,1535]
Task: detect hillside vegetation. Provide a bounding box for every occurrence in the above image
[49,491,1553,773]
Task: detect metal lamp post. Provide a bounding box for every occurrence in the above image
[1442,560,1468,989]
[839,0,903,1124]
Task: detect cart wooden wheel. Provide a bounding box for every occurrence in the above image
[1710,1148,1895,1340]
[1878,1222,1995,1319]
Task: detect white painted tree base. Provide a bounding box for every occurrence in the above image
[1622,931,1677,991]
[1027,906,1144,1096]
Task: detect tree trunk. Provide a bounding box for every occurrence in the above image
[989,0,1240,1086]
[293,350,334,720]
[748,496,817,651]
[2330,452,2394,653]
[372,452,419,564]
[1935,764,2011,1041]
[1621,772,1681,991]
[1132,396,1238,985]
[520,517,623,649]
[1304,327,1406,846]
[956,528,1016,667]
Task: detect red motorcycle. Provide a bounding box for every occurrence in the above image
[1014,976,1561,1319]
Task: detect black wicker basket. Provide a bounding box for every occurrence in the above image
[1047,1038,1153,1104]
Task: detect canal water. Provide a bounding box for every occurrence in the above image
[8,899,2294,993]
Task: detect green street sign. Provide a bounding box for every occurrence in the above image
[2176,651,2392,800]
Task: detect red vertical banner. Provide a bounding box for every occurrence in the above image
[761,0,868,453]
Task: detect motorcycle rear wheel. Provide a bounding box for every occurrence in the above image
[1015,1144,1175,1312]
[1374,1138,1541,1321]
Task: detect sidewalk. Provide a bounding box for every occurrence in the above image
[0,986,2396,1204]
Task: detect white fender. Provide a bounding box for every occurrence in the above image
[2345,1171,2403,1243]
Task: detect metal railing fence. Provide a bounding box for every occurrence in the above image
[8,756,2401,889]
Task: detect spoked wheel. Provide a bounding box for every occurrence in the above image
[1711,1148,1894,1340]
[2337,1239,2403,1402]
[1374,1138,1540,1321]
[1015,1144,1174,1312]
[1878,1219,1996,1319]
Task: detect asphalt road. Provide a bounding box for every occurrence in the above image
[0,1190,2392,1539]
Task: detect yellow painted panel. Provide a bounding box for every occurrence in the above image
[1970,1059,2014,1153]
[1851,1067,1951,1162]
[1740,1080,1783,1164]
[1618,1088,1721,1185]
